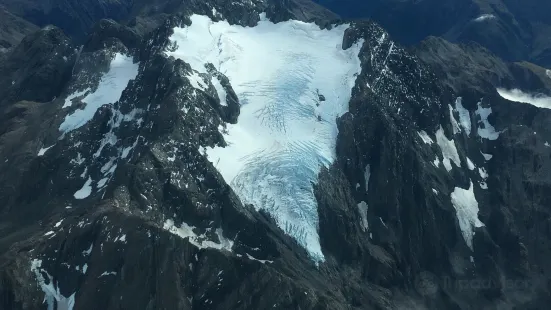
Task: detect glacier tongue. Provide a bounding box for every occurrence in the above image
[166,14,364,262]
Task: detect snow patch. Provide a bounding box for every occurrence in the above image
[245,253,273,264]
[166,14,363,262]
[546,70,551,79]
[449,104,461,135]
[475,102,499,140]
[211,76,228,106]
[436,126,461,171]
[163,219,234,252]
[30,259,76,310]
[114,234,126,243]
[451,181,485,250]
[74,177,93,199]
[97,177,109,188]
[417,130,434,144]
[121,136,140,159]
[357,201,368,231]
[455,97,471,136]
[99,271,117,277]
[82,244,93,256]
[474,14,496,22]
[364,164,371,192]
[478,167,488,179]
[497,88,551,109]
[38,145,55,156]
[59,54,139,133]
[481,152,493,161]
[466,157,475,170]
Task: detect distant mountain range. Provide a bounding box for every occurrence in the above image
[315,0,551,67]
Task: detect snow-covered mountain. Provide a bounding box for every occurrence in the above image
[1,0,551,309]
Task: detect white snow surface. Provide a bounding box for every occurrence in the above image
[74,177,92,199]
[436,126,461,172]
[449,104,461,135]
[466,157,475,170]
[474,14,496,22]
[455,97,471,136]
[99,271,117,277]
[478,167,489,179]
[475,102,499,140]
[245,253,274,264]
[211,76,228,106]
[497,88,551,110]
[481,152,493,161]
[451,181,485,250]
[38,145,55,156]
[546,70,551,79]
[417,130,434,144]
[59,54,139,133]
[163,219,234,252]
[166,14,363,262]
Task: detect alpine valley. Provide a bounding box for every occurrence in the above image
[1,0,551,309]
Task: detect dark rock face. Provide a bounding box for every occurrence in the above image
[1,0,551,310]
[0,26,75,107]
[411,27,551,308]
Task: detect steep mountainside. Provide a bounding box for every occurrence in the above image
[1,0,551,310]
[314,0,551,67]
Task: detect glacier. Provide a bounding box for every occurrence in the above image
[166,14,364,262]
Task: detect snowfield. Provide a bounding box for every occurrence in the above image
[59,54,139,133]
[166,14,364,262]
[451,181,485,250]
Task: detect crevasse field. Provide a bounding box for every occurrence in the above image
[166,14,364,262]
